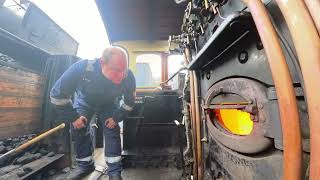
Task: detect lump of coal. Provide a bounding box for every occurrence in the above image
[6,146,13,152]
[14,153,34,165]
[14,141,27,148]
[0,145,6,154]
[0,165,20,176]
[16,166,33,177]
[23,166,32,174]
[15,156,32,165]
[12,138,19,143]
[62,167,71,173]
[33,153,42,160]
[4,138,12,145]
[14,152,42,165]
[47,152,55,157]
[30,146,40,154]
[47,169,57,176]
[17,169,27,177]
[39,148,48,156]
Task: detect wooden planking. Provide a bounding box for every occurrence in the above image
[0,120,40,138]
[0,65,44,138]
[0,96,42,108]
[0,118,41,130]
[0,108,42,126]
[0,81,44,97]
[0,66,44,85]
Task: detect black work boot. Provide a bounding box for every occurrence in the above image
[109,175,122,180]
[66,165,95,180]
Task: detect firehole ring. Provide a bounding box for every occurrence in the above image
[204,78,272,154]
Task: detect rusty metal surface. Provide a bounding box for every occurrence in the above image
[241,0,302,179]
[304,0,320,35]
[274,1,320,179]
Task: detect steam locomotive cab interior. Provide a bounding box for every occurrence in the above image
[0,0,318,179]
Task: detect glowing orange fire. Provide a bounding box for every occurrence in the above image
[214,109,253,135]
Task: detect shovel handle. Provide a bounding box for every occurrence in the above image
[15,123,66,153]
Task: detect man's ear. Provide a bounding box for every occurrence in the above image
[100,58,105,66]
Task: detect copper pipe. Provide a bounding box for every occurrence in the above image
[242,0,302,180]
[185,47,203,179]
[304,0,320,34]
[184,48,198,180]
[274,1,320,179]
[161,53,169,82]
[192,71,203,180]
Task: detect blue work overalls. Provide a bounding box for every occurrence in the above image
[50,59,135,176]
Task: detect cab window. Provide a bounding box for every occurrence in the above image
[135,54,162,87]
[167,54,185,88]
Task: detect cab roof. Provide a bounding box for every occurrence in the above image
[95,0,186,43]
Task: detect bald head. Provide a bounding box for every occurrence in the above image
[101,46,128,64]
[100,46,129,84]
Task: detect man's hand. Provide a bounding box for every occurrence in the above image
[105,118,117,129]
[72,116,87,129]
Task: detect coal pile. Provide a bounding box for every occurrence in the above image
[0,134,55,178]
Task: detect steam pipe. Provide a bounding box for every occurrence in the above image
[192,71,203,180]
[304,0,320,35]
[274,1,320,179]
[185,47,204,180]
[241,0,302,180]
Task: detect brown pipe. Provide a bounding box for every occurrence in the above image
[241,0,302,180]
[184,48,198,180]
[161,53,169,82]
[185,47,204,180]
[185,47,204,179]
[274,1,320,179]
[304,0,320,34]
[192,71,203,180]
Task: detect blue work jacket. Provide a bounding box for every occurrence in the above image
[50,59,136,122]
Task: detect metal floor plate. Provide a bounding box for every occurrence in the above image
[84,148,182,180]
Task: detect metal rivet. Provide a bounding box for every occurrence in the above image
[206,71,211,80]
[238,50,249,64]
